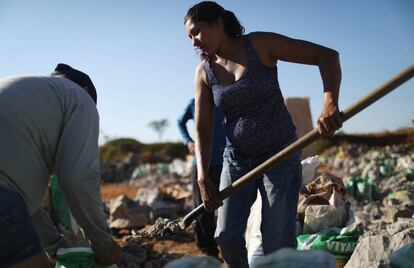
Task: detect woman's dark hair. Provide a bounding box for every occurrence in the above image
[184,1,244,38]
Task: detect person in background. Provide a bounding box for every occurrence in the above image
[184,1,342,267]
[0,64,122,267]
[177,98,226,258]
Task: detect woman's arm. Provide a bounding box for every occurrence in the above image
[194,62,222,211]
[251,32,343,135]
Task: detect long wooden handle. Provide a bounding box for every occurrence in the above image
[182,64,414,228]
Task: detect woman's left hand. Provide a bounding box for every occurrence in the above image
[317,101,342,136]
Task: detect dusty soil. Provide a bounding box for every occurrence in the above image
[101,183,139,200]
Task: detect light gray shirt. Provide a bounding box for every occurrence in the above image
[0,75,112,254]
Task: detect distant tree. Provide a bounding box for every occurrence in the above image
[148,119,169,141]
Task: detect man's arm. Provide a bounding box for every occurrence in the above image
[177,99,195,145]
[54,99,121,265]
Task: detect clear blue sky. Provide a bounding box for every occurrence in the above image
[1,1,413,144]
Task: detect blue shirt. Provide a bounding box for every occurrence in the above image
[177,98,226,166]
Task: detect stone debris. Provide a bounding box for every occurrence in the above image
[164,256,221,268]
[132,217,182,239]
[101,158,193,183]
[252,247,336,268]
[108,195,149,229]
[344,228,414,268]
[117,238,172,268]
[135,187,185,221]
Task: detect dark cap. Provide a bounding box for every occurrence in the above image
[51,63,97,104]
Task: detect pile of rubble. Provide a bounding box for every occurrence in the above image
[100,153,192,183]
[319,143,414,267]
[105,181,192,230]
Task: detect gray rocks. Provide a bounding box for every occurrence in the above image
[108,195,149,229]
[132,217,182,238]
[135,188,183,221]
[164,256,221,268]
[252,248,336,268]
[386,219,414,236]
[345,228,414,268]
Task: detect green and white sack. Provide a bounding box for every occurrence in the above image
[55,247,117,268]
[297,209,359,259]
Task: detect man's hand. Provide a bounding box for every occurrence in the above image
[198,177,222,212]
[95,239,122,266]
[46,237,69,263]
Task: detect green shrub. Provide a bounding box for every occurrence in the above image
[99,138,187,163]
[99,138,143,163]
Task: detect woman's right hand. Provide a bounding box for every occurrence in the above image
[198,177,223,212]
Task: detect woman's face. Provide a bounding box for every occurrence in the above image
[185,18,221,57]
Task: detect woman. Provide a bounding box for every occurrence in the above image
[184,1,342,267]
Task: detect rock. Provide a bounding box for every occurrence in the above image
[135,188,182,220]
[164,256,221,268]
[344,235,391,268]
[110,218,135,229]
[108,195,149,228]
[116,239,167,268]
[382,206,414,224]
[132,217,181,238]
[135,188,163,207]
[389,228,414,251]
[345,228,414,268]
[363,201,383,220]
[252,248,336,268]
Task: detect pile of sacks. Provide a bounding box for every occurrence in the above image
[296,173,359,265]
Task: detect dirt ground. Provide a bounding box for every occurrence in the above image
[101,184,204,260]
[101,184,139,200]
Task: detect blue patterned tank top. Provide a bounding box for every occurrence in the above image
[204,34,296,157]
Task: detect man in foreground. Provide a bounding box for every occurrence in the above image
[0,64,122,267]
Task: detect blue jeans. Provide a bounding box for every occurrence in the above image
[214,141,302,268]
[0,186,43,267]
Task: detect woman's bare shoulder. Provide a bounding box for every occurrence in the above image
[195,60,210,87]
